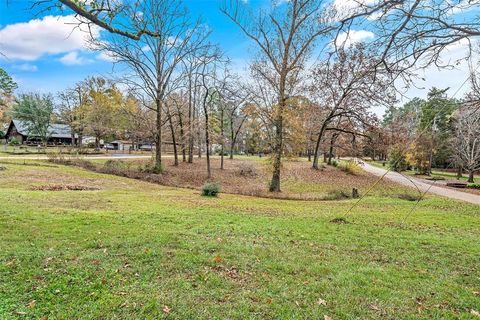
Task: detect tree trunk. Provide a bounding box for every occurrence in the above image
[229,118,235,160]
[468,170,475,183]
[269,103,284,192]
[204,113,211,179]
[327,135,335,165]
[78,131,83,148]
[197,128,202,158]
[457,166,463,180]
[154,97,162,172]
[167,112,178,166]
[220,106,225,170]
[229,141,234,160]
[188,82,194,164]
[312,123,327,169]
[95,136,100,150]
[180,124,186,163]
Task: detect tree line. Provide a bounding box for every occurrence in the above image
[2,0,480,189]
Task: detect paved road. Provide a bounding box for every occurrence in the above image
[358,160,480,205]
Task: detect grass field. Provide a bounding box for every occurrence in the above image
[0,160,479,319]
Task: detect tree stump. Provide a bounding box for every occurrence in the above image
[352,188,359,199]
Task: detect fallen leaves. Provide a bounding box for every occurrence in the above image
[26,300,36,308]
[213,255,222,263]
[471,309,480,317]
[317,298,327,306]
[369,304,380,311]
[163,305,171,314]
[5,258,17,267]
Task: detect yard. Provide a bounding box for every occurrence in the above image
[0,159,479,319]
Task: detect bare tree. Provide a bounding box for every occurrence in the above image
[309,44,395,169]
[222,0,335,192]
[57,82,89,147]
[336,1,480,73]
[450,104,480,183]
[224,84,250,160]
[31,0,162,40]
[93,0,211,172]
[197,50,225,178]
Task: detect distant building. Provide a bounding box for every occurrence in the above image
[5,119,75,145]
[109,140,135,151]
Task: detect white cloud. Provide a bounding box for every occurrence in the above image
[12,63,38,72]
[0,15,99,61]
[335,29,375,48]
[141,45,152,52]
[400,40,479,101]
[97,51,118,62]
[332,0,378,20]
[59,51,93,65]
[449,0,480,15]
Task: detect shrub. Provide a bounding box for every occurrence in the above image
[468,183,480,189]
[103,160,131,173]
[330,160,338,167]
[202,182,220,197]
[322,190,350,200]
[139,160,163,174]
[339,160,360,175]
[388,145,408,172]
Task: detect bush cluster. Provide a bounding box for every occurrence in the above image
[202,182,220,197]
[468,183,480,189]
[339,160,360,175]
[139,160,163,174]
[103,160,131,173]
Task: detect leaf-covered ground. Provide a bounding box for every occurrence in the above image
[76,156,421,201]
[0,161,479,319]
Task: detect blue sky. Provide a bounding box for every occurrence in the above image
[0,0,478,113]
[0,0,255,94]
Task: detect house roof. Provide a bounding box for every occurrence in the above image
[11,120,74,139]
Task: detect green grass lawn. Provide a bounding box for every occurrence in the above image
[0,161,479,319]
